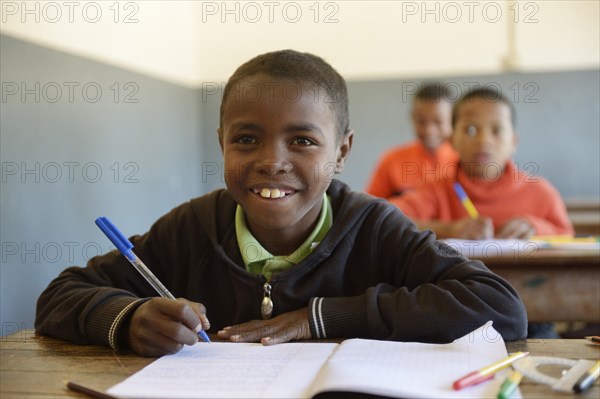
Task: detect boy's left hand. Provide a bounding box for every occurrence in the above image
[217,307,311,345]
[496,217,535,238]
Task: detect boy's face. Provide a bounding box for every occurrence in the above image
[451,98,517,180]
[411,99,452,151]
[218,74,352,250]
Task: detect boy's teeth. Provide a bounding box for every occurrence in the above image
[258,188,286,198]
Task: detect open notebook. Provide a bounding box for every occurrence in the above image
[98,322,518,399]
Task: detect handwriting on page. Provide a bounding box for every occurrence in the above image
[135,344,300,390]
[108,342,337,399]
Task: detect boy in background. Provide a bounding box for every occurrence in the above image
[392,87,573,239]
[366,83,458,198]
[35,52,526,356]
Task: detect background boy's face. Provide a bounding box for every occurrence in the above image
[451,98,517,180]
[219,74,352,248]
[411,99,452,151]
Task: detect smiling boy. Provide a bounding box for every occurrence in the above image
[219,72,349,257]
[35,51,527,356]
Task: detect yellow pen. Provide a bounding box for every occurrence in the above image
[453,351,529,390]
[453,182,479,218]
[573,360,600,393]
[530,235,598,243]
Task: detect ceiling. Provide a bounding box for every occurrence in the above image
[2,1,598,87]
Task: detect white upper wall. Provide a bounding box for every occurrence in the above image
[1,0,598,87]
[1,1,203,86]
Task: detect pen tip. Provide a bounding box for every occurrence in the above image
[198,331,211,343]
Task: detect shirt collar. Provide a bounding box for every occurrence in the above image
[235,193,333,268]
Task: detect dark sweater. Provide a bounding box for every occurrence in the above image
[35,180,527,352]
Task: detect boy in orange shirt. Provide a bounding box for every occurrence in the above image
[366,83,458,198]
[392,87,573,239]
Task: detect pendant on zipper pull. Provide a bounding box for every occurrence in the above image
[261,282,273,319]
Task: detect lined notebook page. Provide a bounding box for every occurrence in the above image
[108,322,518,399]
[108,342,337,398]
[310,322,517,398]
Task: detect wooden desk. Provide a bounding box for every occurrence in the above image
[1,330,599,398]
[569,211,600,236]
[475,248,600,323]
[565,197,600,236]
[566,198,600,213]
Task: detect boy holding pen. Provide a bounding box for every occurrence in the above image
[366,83,458,198]
[391,87,573,240]
[35,51,526,357]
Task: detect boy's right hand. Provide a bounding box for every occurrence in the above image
[450,216,494,240]
[127,298,210,357]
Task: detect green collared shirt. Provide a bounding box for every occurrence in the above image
[236,194,332,281]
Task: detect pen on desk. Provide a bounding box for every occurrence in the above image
[496,370,523,399]
[573,360,600,393]
[530,235,599,243]
[453,182,479,218]
[453,351,529,390]
[585,336,600,345]
[95,216,211,343]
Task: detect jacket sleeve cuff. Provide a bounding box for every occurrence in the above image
[86,295,151,353]
[308,295,370,339]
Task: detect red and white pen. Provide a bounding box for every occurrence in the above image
[453,351,529,390]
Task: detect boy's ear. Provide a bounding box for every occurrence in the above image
[335,129,354,174]
[511,130,519,155]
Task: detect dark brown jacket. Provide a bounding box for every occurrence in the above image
[35,180,527,352]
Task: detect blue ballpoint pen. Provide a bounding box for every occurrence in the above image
[95,216,211,343]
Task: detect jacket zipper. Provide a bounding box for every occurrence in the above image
[261,281,273,319]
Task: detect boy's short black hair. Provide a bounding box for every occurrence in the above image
[220,50,350,137]
[452,87,516,128]
[414,82,452,103]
